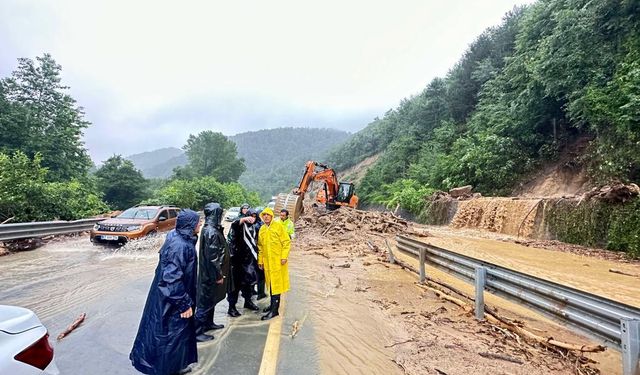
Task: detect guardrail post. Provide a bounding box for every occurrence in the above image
[475,267,487,321]
[418,247,426,284]
[385,239,396,264]
[621,318,640,375]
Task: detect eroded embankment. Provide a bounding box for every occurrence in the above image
[424,195,640,258]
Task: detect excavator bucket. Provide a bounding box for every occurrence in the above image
[273,193,304,222]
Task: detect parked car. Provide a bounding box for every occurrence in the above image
[0,305,59,375]
[224,207,241,222]
[90,205,181,244]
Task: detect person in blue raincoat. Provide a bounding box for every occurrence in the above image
[130,209,201,375]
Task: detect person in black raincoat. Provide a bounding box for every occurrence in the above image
[194,203,230,342]
[253,209,268,300]
[130,209,201,375]
[226,208,260,317]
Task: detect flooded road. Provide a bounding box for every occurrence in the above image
[0,233,271,374]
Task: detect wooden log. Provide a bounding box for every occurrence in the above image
[57,313,86,341]
[609,268,640,278]
[413,276,606,353]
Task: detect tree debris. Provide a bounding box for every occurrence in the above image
[478,351,524,365]
[57,312,86,341]
[608,268,639,278]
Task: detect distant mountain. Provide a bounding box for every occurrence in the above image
[127,127,350,199]
[230,127,350,200]
[126,147,186,178]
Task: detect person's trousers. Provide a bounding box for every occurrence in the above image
[227,285,253,306]
[194,303,215,333]
[257,268,266,296]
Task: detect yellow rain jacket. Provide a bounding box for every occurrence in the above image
[258,207,291,295]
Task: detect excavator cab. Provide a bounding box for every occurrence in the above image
[336,182,355,203]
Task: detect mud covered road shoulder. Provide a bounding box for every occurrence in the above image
[290,209,609,374]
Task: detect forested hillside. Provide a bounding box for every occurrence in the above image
[231,128,349,200]
[128,128,350,201]
[327,0,640,211]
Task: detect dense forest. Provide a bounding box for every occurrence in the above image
[129,128,349,201]
[328,0,640,212]
[232,128,349,200]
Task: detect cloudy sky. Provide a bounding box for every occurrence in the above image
[1,0,533,163]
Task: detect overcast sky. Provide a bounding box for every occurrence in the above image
[0,0,534,163]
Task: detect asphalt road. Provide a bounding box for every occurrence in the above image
[0,232,313,374]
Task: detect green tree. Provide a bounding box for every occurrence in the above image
[181,131,245,182]
[1,54,92,181]
[0,151,107,222]
[145,176,260,210]
[95,155,149,210]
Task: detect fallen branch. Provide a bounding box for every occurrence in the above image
[413,274,606,353]
[312,251,330,259]
[321,223,335,236]
[478,351,524,365]
[290,320,300,338]
[609,268,640,278]
[415,283,473,314]
[1,216,15,225]
[334,263,351,269]
[57,312,86,341]
[385,338,415,348]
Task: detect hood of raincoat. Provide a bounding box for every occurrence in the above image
[260,207,275,221]
[204,203,223,227]
[176,209,200,240]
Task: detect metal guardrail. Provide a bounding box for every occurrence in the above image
[0,218,105,242]
[395,234,640,375]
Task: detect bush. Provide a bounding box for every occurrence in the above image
[368,179,435,215]
[0,151,108,221]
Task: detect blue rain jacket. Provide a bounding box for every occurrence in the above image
[130,209,200,375]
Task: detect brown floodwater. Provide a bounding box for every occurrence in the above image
[418,226,640,308]
[289,250,404,375]
[0,235,160,320]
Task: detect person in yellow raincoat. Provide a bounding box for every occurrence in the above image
[257,207,291,320]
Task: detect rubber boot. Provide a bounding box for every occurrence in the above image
[244,299,260,311]
[204,310,224,330]
[195,323,214,342]
[261,295,280,320]
[227,305,241,317]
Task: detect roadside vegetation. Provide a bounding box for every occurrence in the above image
[0,55,259,221]
[328,0,640,214]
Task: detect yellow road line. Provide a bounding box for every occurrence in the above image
[258,295,286,375]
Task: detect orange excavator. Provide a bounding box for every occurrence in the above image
[274,161,359,221]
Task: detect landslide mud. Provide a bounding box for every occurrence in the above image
[293,208,605,374]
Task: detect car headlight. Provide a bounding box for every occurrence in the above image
[126,225,141,231]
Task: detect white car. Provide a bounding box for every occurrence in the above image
[224,207,241,222]
[0,305,59,375]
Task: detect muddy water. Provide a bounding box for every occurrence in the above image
[419,226,640,309]
[451,198,542,237]
[289,251,403,375]
[0,235,160,320]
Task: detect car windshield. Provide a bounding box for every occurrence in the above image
[118,208,158,219]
